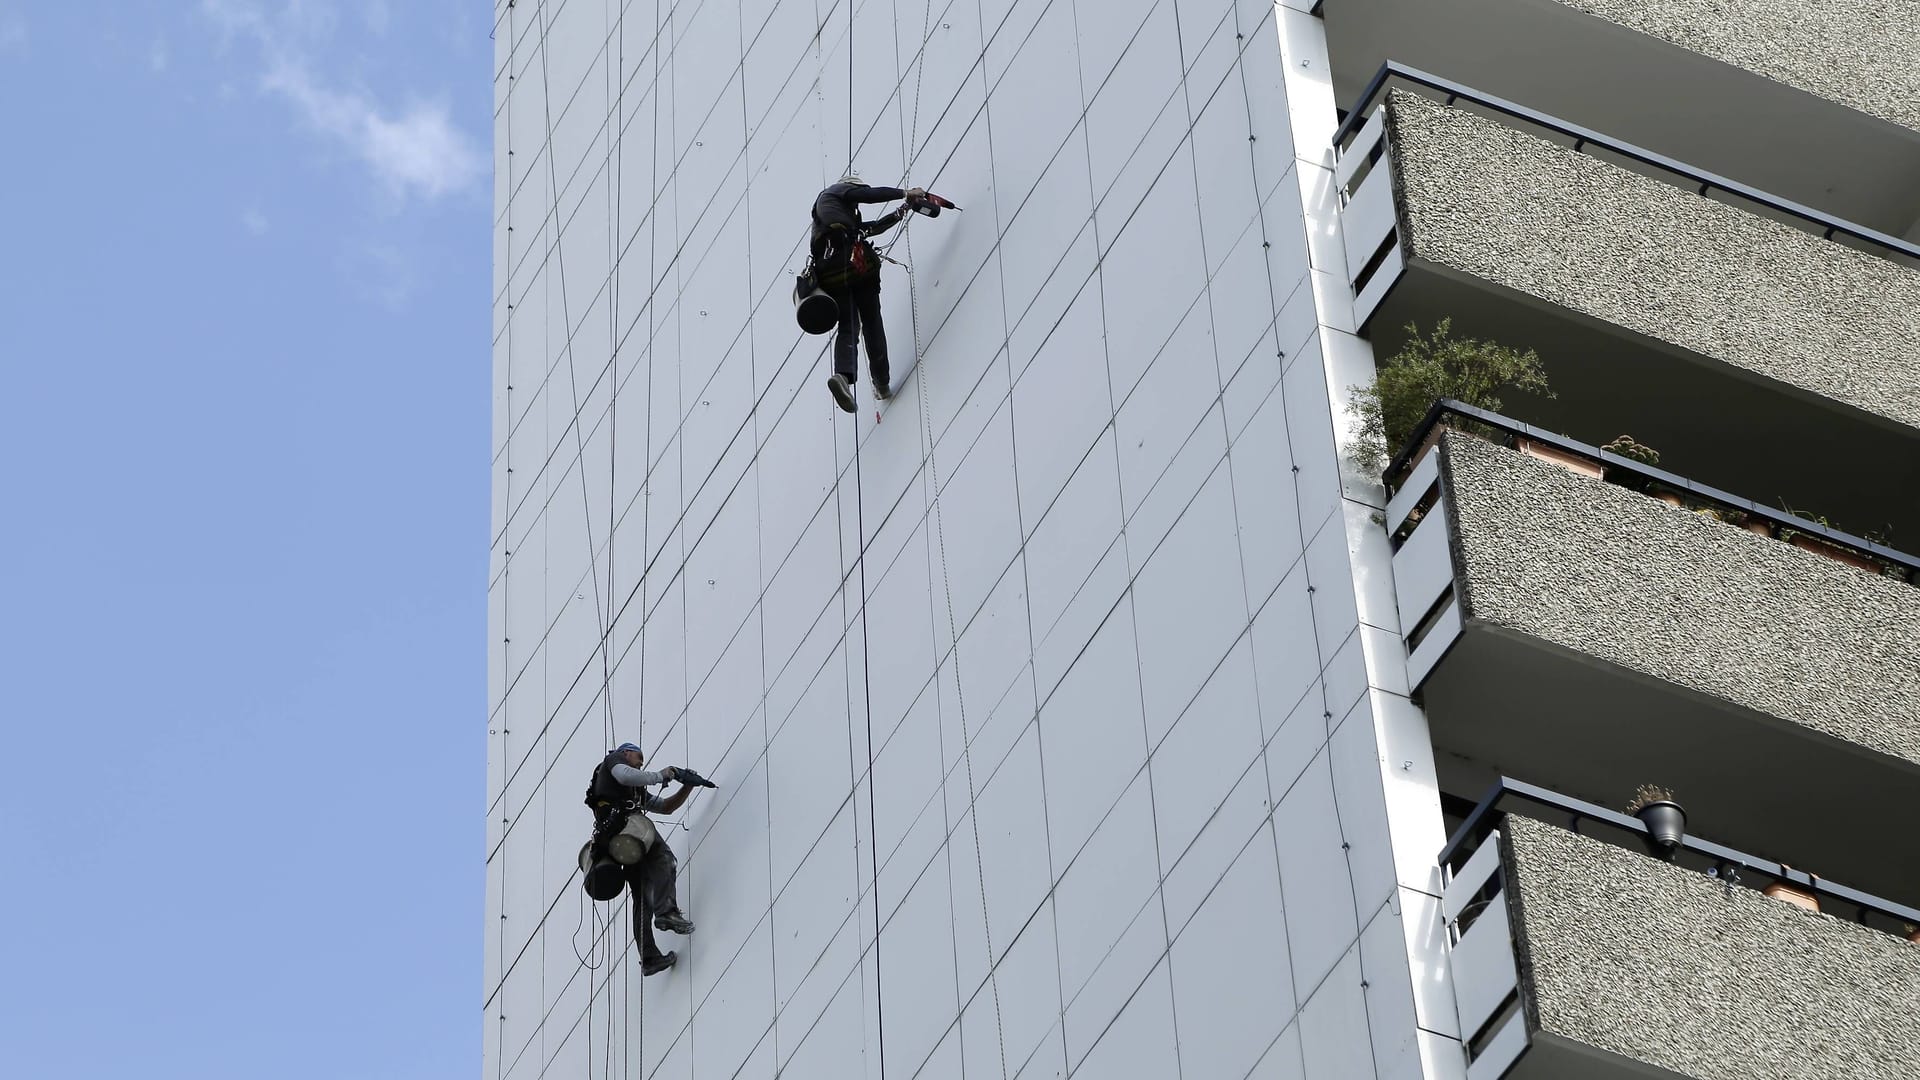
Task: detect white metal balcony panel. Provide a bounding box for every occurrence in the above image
[1386,446,1440,536]
[1467,1008,1527,1080]
[1335,106,1386,193]
[1392,496,1455,634]
[1450,898,1517,1043]
[1352,243,1405,328]
[1441,826,1503,926]
[1406,595,1461,690]
[1342,156,1398,276]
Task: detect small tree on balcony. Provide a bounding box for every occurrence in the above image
[1348,319,1553,472]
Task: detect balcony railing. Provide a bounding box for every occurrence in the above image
[1441,776,1920,936]
[1385,398,1920,586]
[1333,62,1920,266]
[1441,777,1920,1079]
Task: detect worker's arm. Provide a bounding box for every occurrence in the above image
[861,207,907,238]
[610,763,675,788]
[852,184,907,203]
[654,784,697,814]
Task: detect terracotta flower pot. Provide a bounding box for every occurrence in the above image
[1517,437,1604,480]
[1787,532,1883,574]
[1762,881,1820,912]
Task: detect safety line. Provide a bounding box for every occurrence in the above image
[534,7,636,1078]
[842,2,892,1076]
[608,0,643,1072]
[884,5,1008,1071]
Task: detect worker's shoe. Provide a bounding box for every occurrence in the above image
[654,910,696,935]
[872,377,893,402]
[641,950,677,977]
[828,374,856,413]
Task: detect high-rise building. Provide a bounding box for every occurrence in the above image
[487,0,1920,1076]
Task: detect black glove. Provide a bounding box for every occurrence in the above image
[672,766,718,789]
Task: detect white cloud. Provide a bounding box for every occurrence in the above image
[262,56,481,200]
[200,0,480,202]
[242,208,269,235]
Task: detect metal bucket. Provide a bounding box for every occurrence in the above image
[579,842,627,901]
[606,813,660,865]
[794,272,837,335]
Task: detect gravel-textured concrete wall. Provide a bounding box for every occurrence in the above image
[1438,432,1920,764]
[1502,815,1920,1079]
[1552,0,1920,134]
[1384,90,1920,433]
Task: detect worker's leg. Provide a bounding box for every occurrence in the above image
[824,279,860,412]
[642,843,695,935]
[626,873,674,974]
[853,280,889,391]
[830,282,861,382]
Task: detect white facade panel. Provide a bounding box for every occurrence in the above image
[489,0,1434,1076]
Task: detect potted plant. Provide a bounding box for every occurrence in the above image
[1599,434,1661,467]
[1348,319,1554,476]
[1723,507,1775,537]
[1777,504,1885,575]
[1625,784,1686,857]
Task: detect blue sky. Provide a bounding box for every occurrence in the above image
[1,3,487,1076]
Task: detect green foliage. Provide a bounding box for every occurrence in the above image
[1348,319,1553,473]
[1600,434,1660,467]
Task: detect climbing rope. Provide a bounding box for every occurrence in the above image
[892,9,1007,1064]
[531,2,640,1074]
[838,3,895,1077]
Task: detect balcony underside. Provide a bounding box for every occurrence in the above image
[1369,262,1920,546]
[1508,1034,1688,1080]
[1322,0,1920,239]
[1423,621,1920,908]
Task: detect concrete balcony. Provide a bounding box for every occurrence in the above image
[1337,77,1920,544]
[1387,424,1920,905]
[1319,0,1920,238]
[1441,793,1920,1080]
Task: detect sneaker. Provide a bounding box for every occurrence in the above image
[827,373,855,413]
[655,910,696,935]
[641,950,678,977]
[872,377,893,401]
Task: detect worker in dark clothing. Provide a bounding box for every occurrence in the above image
[810,175,928,412]
[586,742,701,975]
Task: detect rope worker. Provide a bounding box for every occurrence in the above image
[583,742,714,975]
[808,174,940,412]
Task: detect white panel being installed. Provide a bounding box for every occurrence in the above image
[483,0,1422,1077]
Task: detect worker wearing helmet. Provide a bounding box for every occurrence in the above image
[809,173,928,412]
[586,742,701,975]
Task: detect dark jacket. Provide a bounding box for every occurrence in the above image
[812,181,907,236]
[811,183,909,282]
[586,753,661,822]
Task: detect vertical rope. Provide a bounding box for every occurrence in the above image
[843,3,890,1077]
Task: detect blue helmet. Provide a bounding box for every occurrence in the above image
[614,742,643,755]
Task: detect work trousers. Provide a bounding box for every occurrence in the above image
[826,276,889,386]
[623,842,683,961]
